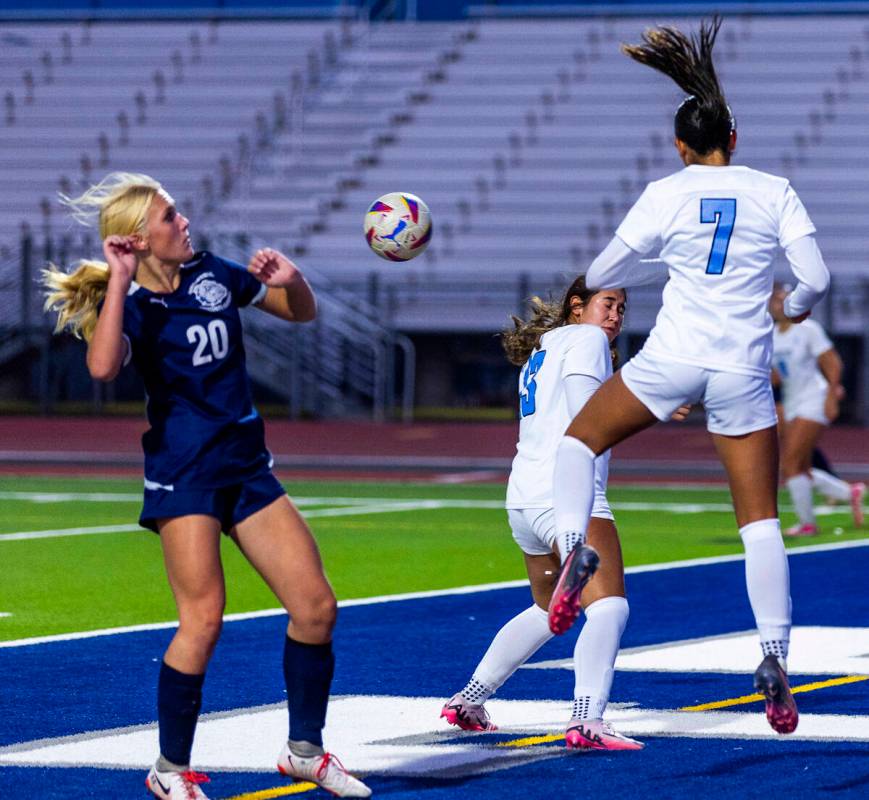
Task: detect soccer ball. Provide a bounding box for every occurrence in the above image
[363,192,432,261]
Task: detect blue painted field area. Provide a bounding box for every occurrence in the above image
[2,546,868,799]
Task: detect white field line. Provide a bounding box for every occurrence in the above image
[0,493,858,544]
[2,538,867,649]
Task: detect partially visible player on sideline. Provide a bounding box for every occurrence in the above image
[42,173,370,800]
[546,18,830,736]
[770,283,865,535]
[441,276,664,750]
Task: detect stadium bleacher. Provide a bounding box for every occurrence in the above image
[0,4,867,417]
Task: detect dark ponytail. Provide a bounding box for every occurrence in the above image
[622,16,734,155]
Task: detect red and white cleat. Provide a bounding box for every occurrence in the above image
[440,693,498,731]
[547,544,600,635]
[146,766,211,799]
[753,654,799,734]
[850,482,865,528]
[565,719,644,751]
[277,743,371,798]
[784,522,820,537]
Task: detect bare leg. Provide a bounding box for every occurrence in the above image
[711,426,779,527]
[712,426,798,733]
[779,418,826,528]
[232,495,338,752]
[158,515,225,673]
[231,495,337,644]
[780,417,825,481]
[566,372,659,455]
[155,514,224,773]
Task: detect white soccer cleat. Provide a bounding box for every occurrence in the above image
[146,766,211,799]
[277,742,372,798]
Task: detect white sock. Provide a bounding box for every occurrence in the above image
[786,474,815,525]
[810,468,851,502]
[470,604,553,696]
[572,596,629,720]
[740,519,791,660]
[553,436,596,562]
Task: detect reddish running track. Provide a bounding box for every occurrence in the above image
[0,416,867,482]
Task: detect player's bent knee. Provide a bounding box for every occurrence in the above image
[294,593,338,636]
[178,612,224,651]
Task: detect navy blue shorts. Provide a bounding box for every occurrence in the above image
[139,471,286,534]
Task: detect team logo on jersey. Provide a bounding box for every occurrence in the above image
[189,272,230,312]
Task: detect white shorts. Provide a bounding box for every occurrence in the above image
[621,350,777,436]
[783,389,829,425]
[509,504,614,557]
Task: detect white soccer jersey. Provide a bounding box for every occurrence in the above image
[506,324,612,509]
[773,319,834,418]
[615,165,816,378]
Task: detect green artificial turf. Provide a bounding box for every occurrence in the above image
[0,476,864,641]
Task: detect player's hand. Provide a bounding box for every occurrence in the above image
[102,235,138,285]
[247,247,301,287]
[824,385,845,423]
[670,404,692,422]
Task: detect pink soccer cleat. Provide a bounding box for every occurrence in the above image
[565,719,644,751]
[753,654,799,734]
[547,544,600,635]
[784,522,819,537]
[440,693,498,732]
[850,482,865,528]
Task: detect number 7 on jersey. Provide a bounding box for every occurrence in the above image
[700,198,736,275]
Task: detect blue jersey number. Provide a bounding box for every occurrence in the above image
[776,358,789,379]
[700,198,736,275]
[520,350,546,417]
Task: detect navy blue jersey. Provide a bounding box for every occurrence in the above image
[122,251,270,490]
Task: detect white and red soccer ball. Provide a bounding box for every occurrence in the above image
[364,192,432,261]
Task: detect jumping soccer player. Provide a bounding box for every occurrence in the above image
[43,172,370,799]
[547,17,830,736]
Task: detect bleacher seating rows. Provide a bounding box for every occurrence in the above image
[1,14,868,286]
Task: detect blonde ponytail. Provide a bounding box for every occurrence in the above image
[41,172,164,340]
[42,260,110,341]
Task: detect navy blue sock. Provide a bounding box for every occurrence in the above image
[157,661,205,767]
[283,635,334,747]
[811,447,837,477]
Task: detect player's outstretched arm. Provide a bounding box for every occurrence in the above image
[248,247,317,323]
[782,235,830,322]
[87,235,136,381]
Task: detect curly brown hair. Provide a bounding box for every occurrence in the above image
[501,275,622,367]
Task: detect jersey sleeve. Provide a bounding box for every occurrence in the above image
[805,320,834,358]
[120,296,142,367]
[614,184,661,255]
[218,255,268,307]
[561,326,610,382]
[777,182,816,248]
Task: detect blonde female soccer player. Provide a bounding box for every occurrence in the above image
[43,173,370,800]
[442,276,647,751]
[546,18,831,737]
[770,283,865,535]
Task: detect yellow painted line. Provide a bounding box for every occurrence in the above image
[224,782,317,799]
[496,732,564,747]
[681,674,869,711]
